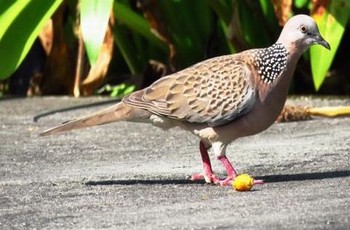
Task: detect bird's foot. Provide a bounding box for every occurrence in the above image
[190,173,232,186]
[192,141,236,186]
[191,173,265,186]
[191,172,220,184]
[252,179,264,185]
[217,177,265,186]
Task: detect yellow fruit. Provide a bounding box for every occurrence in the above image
[232,174,254,191]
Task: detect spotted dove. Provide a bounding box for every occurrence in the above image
[41,15,330,186]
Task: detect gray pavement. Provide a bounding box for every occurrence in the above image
[0,96,349,229]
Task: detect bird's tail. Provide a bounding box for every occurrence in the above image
[40,102,133,136]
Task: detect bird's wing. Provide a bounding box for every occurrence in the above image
[123,54,257,126]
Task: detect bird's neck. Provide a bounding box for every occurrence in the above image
[273,41,305,92]
[284,41,305,66]
[254,43,288,84]
[256,42,301,103]
[255,42,305,85]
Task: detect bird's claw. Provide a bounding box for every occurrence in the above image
[191,172,219,184]
[217,177,265,186]
[253,179,264,185]
[191,173,233,186]
[191,173,265,187]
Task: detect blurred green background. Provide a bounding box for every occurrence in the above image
[0,0,349,97]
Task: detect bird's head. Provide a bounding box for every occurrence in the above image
[277,14,330,52]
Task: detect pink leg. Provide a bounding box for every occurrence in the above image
[191,143,235,185]
[217,156,264,186]
[191,141,220,184]
[217,156,237,186]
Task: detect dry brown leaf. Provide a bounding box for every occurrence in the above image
[227,3,250,52]
[272,0,292,26]
[226,1,252,52]
[38,19,53,55]
[39,2,75,95]
[28,17,53,95]
[80,13,114,96]
[276,105,311,122]
[311,0,330,18]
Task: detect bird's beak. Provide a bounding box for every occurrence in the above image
[315,34,331,50]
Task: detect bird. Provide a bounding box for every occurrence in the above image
[41,14,330,186]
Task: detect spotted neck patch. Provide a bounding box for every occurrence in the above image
[255,43,287,84]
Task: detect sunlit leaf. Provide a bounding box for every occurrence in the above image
[310,0,350,90]
[97,83,135,98]
[80,0,113,67]
[81,20,114,96]
[294,0,310,8]
[0,0,62,79]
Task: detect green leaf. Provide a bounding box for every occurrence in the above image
[110,83,135,98]
[80,0,113,67]
[238,1,270,47]
[259,0,276,29]
[208,0,231,25]
[208,0,235,53]
[0,0,62,79]
[310,0,350,90]
[113,23,141,74]
[294,0,310,9]
[97,83,135,98]
[113,1,167,52]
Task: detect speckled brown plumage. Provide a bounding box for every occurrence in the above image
[123,43,290,127]
[124,54,260,126]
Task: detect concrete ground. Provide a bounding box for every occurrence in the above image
[0,96,349,229]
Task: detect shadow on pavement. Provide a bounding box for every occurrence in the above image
[85,179,205,186]
[33,99,119,122]
[258,170,350,183]
[85,170,350,186]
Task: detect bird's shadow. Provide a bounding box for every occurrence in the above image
[85,170,350,186]
[258,170,350,183]
[33,99,119,122]
[85,178,203,186]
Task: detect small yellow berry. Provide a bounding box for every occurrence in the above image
[232,174,254,191]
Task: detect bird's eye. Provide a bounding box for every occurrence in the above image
[300,25,307,33]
